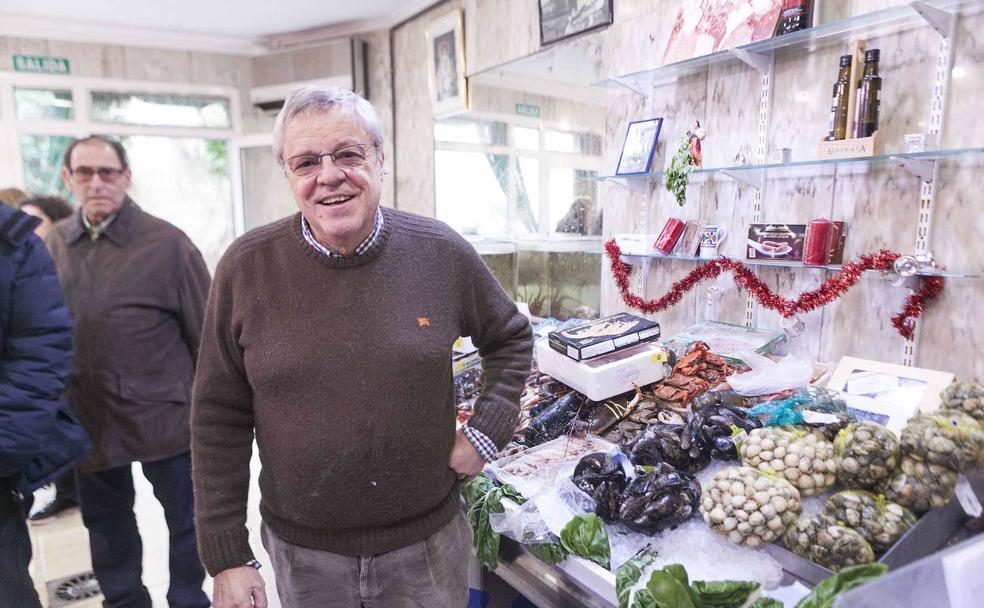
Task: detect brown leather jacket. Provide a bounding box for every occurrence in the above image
[46,199,210,472]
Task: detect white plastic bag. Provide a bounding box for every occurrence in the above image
[728,350,812,396]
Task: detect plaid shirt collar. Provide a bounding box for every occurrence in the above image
[301,207,383,258]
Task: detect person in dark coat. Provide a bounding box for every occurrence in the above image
[0,204,89,608]
[18,195,81,523]
[45,136,212,608]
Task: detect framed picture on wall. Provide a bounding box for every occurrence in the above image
[426,9,468,118]
[539,0,614,46]
[615,117,662,175]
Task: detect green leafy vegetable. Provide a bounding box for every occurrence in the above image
[647,569,697,608]
[665,135,696,206]
[617,555,660,608]
[690,580,761,608]
[461,475,526,571]
[750,598,784,608]
[528,542,568,565]
[795,563,888,608]
[560,513,611,570]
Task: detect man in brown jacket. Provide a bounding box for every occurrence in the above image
[46,136,211,608]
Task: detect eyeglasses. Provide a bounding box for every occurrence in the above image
[284,144,374,177]
[70,166,126,182]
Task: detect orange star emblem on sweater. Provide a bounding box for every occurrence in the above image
[417,317,431,327]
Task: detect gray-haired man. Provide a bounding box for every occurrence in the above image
[191,86,532,608]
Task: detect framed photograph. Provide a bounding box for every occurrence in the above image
[615,118,662,176]
[539,0,614,46]
[826,356,954,435]
[426,9,468,117]
[661,1,783,65]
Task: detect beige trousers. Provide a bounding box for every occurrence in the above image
[260,513,471,608]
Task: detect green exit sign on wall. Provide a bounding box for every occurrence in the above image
[515,103,540,117]
[12,54,71,75]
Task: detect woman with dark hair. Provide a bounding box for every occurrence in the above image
[20,195,74,241]
[18,195,81,523]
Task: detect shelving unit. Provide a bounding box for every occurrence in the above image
[615,252,982,278]
[590,146,984,192]
[593,0,978,94]
[599,0,984,366]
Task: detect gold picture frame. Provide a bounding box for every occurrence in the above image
[426,8,469,118]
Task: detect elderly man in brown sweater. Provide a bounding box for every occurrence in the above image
[191,86,533,608]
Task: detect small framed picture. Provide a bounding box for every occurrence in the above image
[539,0,614,46]
[616,118,663,176]
[827,356,955,434]
[426,9,468,118]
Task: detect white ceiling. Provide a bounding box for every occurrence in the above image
[0,0,438,53]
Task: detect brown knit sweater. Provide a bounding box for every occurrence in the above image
[191,207,532,575]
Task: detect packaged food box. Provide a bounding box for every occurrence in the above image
[536,338,670,401]
[746,223,807,262]
[547,312,661,361]
[663,320,786,367]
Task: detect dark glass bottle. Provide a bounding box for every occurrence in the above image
[827,55,853,141]
[853,49,882,138]
[773,0,813,36]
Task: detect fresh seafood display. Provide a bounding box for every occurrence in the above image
[740,426,837,496]
[834,421,900,489]
[691,390,748,413]
[701,466,803,548]
[824,490,916,552]
[690,404,761,460]
[525,391,587,447]
[571,453,627,522]
[783,514,875,572]
[940,379,984,421]
[597,392,686,445]
[624,422,709,473]
[618,462,701,534]
[899,409,984,472]
[651,342,733,408]
[881,455,959,513]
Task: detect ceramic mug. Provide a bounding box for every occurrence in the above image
[699,225,728,258]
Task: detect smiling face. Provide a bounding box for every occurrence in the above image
[61,140,131,226]
[282,106,384,256]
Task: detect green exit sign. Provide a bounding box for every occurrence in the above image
[13,54,71,75]
[515,103,540,117]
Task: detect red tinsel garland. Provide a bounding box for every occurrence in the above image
[605,239,944,340]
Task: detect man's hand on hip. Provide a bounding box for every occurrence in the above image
[449,428,486,477]
[213,566,267,608]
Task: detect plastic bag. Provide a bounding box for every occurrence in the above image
[618,462,702,534]
[625,423,710,474]
[532,477,599,538]
[746,386,851,439]
[488,493,553,545]
[899,409,984,472]
[833,422,900,489]
[740,426,836,497]
[700,466,803,548]
[728,351,812,397]
[824,490,916,552]
[880,455,958,513]
[940,379,984,421]
[571,452,631,522]
[783,514,875,572]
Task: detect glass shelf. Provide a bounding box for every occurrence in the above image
[467,236,604,255]
[595,0,979,92]
[589,146,984,189]
[616,253,982,278]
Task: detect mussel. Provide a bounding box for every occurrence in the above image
[571,452,627,522]
[618,462,701,534]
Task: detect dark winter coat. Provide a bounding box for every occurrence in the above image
[46,199,210,472]
[0,205,89,494]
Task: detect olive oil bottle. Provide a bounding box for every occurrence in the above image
[827,55,853,140]
[853,49,882,139]
[773,0,813,36]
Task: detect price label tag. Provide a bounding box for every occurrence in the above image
[802,410,840,425]
[650,351,669,364]
[954,475,983,518]
[730,424,748,450]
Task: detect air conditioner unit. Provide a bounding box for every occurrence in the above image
[250,76,353,112]
[249,40,369,112]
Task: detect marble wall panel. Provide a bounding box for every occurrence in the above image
[392,0,462,216]
[359,29,396,206]
[120,46,194,82]
[940,12,984,150]
[464,0,539,76]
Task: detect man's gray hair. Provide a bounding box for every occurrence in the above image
[273,85,384,162]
